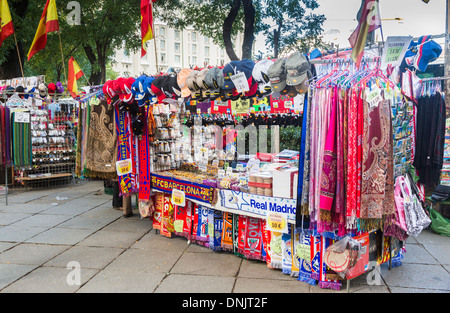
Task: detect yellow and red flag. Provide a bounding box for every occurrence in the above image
[67,56,84,98]
[27,0,59,61]
[348,0,382,67]
[141,0,157,58]
[0,0,14,47]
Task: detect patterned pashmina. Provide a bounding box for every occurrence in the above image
[84,100,117,179]
[301,89,313,216]
[360,93,395,231]
[319,87,338,233]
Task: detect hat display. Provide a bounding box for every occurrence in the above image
[186,70,200,94]
[267,57,287,93]
[151,76,167,103]
[252,59,274,97]
[119,77,135,103]
[195,68,209,100]
[38,83,47,98]
[132,75,148,105]
[285,52,311,86]
[177,68,193,98]
[222,60,240,90]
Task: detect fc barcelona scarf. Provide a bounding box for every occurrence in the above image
[115,104,138,196]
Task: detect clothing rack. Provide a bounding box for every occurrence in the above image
[422,76,450,82]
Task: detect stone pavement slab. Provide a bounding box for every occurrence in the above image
[78,229,143,249]
[77,270,166,293]
[0,266,98,293]
[155,274,236,293]
[0,243,69,266]
[43,246,125,270]
[0,263,38,290]
[0,212,33,226]
[10,214,71,228]
[0,225,48,242]
[24,227,95,245]
[233,277,311,293]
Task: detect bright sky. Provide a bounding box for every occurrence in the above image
[255,0,446,54]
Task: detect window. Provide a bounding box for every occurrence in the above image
[160,40,165,51]
[123,49,130,58]
[160,53,166,63]
[192,56,197,65]
[192,31,197,41]
[175,55,181,64]
[174,42,181,53]
[192,44,197,54]
[160,26,166,37]
[205,58,210,65]
[174,30,181,41]
[204,46,210,57]
[204,36,209,45]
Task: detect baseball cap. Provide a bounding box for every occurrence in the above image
[222,60,240,90]
[267,57,287,93]
[252,59,274,94]
[205,67,221,99]
[413,37,442,72]
[185,70,200,98]
[285,52,311,86]
[177,68,193,98]
[151,76,167,103]
[196,68,210,99]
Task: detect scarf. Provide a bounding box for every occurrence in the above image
[360,93,395,231]
[160,193,174,238]
[115,105,137,196]
[301,89,313,216]
[319,87,338,232]
[138,107,151,201]
[296,92,309,223]
[281,225,292,275]
[243,217,263,261]
[237,215,247,257]
[221,212,234,251]
[318,236,341,290]
[291,228,300,277]
[297,231,316,285]
[84,100,117,179]
[269,231,283,269]
[195,205,209,247]
[153,192,163,230]
[208,209,223,251]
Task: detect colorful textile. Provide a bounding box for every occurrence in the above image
[297,232,316,285]
[138,107,151,201]
[281,225,292,275]
[221,212,234,251]
[243,217,263,260]
[195,205,209,246]
[153,192,163,230]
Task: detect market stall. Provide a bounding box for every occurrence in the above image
[94,32,446,291]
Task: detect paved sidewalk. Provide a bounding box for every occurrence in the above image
[0,181,449,293]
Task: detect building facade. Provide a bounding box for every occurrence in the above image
[111,21,246,77]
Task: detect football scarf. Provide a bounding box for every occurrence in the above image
[174,202,188,239]
[269,231,283,269]
[115,105,135,196]
[297,232,316,286]
[318,236,341,290]
[243,217,263,261]
[232,214,241,257]
[291,228,300,277]
[237,215,247,257]
[160,193,174,238]
[153,192,163,230]
[221,212,234,251]
[208,210,223,251]
[138,106,151,201]
[195,205,209,247]
[281,225,292,275]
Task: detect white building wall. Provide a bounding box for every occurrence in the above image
[111,21,245,77]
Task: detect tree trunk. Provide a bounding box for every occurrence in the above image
[83,44,102,85]
[223,0,241,61]
[273,24,282,58]
[241,0,255,60]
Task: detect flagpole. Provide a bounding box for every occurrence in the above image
[13,33,25,79]
[58,29,68,86]
[151,1,159,75]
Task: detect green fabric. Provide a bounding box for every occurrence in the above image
[430,209,450,237]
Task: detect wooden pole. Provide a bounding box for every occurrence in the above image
[58,30,68,87]
[13,33,25,80]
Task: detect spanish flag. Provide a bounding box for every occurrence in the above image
[141,0,157,58]
[27,0,59,61]
[67,56,84,98]
[0,0,14,48]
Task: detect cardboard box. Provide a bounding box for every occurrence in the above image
[272,165,298,199]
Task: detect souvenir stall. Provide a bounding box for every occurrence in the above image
[90,26,447,290]
[1,78,79,195]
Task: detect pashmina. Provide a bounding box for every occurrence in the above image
[84,100,117,180]
[360,94,395,231]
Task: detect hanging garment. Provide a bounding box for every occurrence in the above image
[360,92,395,231]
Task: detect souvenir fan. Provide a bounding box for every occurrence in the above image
[132,75,148,106]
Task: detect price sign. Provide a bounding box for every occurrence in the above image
[171,189,186,207]
[174,220,184,232]
[116,159,132,176]
[366,86,382,109]
[266,212,288,234]
[296,244,311,261]
[14,111,30,123]
[230,72,250,93]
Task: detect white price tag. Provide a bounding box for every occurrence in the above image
[230,72,249,93]
[266,212,288,234]
[116,159,132,176]
[14,111,30,123]
[171,189,186,207]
